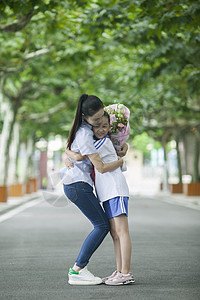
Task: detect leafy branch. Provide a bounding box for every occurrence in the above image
[0,10,34,32]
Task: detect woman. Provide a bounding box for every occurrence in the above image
[62,94,125,285]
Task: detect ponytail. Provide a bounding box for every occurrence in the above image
[67,94,103,149]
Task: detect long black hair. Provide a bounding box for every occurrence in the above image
[67,94,104,149]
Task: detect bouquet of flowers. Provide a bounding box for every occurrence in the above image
[104,103,130,151]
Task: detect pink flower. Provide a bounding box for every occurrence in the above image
[119,127,126,134]
[105,103,130,150]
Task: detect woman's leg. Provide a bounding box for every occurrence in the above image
[110,215,132,274]
[64,182,110,269]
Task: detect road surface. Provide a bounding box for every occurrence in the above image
[0,193,200,300]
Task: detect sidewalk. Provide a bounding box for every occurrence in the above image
[0,191,42,215]
[154,191,200,211]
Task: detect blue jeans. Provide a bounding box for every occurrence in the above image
[63,182,110,268]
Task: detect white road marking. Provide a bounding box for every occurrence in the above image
[0,198,43,224]
[162,198,200,211]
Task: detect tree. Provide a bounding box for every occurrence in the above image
[0,0,199,191]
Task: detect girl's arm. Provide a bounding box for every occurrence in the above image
[65,148,123,174]
[88,152,123,174]
[117,143,128,157]
[65,148,87,161]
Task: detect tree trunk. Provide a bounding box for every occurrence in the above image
[175,133,182,184]
[8,122,20,184]
[193,132,200,182]
[162,141,169,191]
[0,101,17,185]
[161,130,171,191]
[182,135,188,174]
[21,135,35,183]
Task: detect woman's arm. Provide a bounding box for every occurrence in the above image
[65,148,87,161]
[65,143,123,174]
[64,157,74,169]
[88,152,123,174]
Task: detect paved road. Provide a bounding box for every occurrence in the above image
[0,193,200,300]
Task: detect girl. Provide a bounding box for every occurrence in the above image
[62,94,124,285]
[66,111,135,285]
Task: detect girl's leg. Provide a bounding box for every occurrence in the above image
[111,214,132,274]
[109,218,122,272]
[64,182,110,269]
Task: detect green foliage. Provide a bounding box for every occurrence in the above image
[0,0,199,147]
[132,132,162,156]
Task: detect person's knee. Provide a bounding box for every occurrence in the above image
[114,223,127,237]
[110,229,119,241]
[105,220,110,233]
[96,218,110,233]
[102,219,110,233]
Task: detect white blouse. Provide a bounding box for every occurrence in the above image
[61,121,97,186]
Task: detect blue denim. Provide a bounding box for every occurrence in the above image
[63,182,110,268]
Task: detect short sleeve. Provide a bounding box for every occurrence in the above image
[76,128,97,156]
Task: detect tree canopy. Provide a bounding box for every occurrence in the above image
[0,0,199,140]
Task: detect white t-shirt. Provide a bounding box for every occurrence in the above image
[94,137,129,202]
[61,121,97,186]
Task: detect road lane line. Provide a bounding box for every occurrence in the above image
[0,198,43,224]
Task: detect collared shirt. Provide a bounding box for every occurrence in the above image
[94,137,129,202]
[61,121,97,186]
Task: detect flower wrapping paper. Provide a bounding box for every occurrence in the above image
[105,104,130,150]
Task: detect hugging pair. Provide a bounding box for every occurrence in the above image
[62,94,134,286]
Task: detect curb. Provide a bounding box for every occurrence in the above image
[154,191,200,211]
[0,191,42,216]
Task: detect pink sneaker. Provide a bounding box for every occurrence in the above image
[102,270,119,283]
[105,272,135,285]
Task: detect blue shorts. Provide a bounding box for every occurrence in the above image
[102,196,129,219]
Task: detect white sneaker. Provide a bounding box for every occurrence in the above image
[68,267,102,285]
